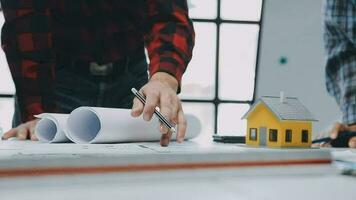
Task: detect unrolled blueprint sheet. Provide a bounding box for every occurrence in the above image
[0,140,331,170]
[0,141,244,159]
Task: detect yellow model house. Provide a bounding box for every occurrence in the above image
[242,95,317,148]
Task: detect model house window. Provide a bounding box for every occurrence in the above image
[301,130,309,143]
[285,129,292,142]
[249,128,257,141]
[269,129,278,142]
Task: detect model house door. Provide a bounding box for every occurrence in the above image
[259,127,267,146]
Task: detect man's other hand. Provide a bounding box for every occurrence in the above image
[1,119,39,141]
[313,122,356,148]
[131,72,187,147]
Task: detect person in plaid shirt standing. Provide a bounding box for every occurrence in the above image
[320,0,356,147]
[0,0,195,146]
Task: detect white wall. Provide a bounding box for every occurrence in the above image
[256,0,342,134]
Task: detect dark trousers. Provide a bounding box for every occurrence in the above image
[13,58,149,127]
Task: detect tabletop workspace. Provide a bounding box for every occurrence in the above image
[0,140,355,200]
[1,0,356,200]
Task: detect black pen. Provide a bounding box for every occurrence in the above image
[131,88,177,134]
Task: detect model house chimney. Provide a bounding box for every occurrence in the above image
[280,91,285,103]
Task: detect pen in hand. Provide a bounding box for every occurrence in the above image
[131,88,177,134]
[312,131,356,147]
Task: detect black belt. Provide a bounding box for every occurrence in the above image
[57,52,146,77]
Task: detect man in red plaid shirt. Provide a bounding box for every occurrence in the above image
[0,0,195,146]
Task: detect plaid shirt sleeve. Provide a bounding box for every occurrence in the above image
[1,1,56,122]
[144,0,195,93]
[323,0,356,125]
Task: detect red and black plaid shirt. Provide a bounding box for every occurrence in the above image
[1,0,195,122]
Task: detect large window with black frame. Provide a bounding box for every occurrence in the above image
[0,6,16,135]
[181,0,263,143]
[0,1,264,144]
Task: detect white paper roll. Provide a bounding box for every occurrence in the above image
[35,113,72,143]
[66,107,201,144]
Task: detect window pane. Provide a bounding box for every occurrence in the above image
[182,102,215,146]
[0,12,15,94]
[0,98,14,135]
[219,24,259,101]
[180,22,216,100]
[217,103,249,136]
[249,128,257,141]
[286,129,292,142]
[188,0,217,19]
[0,53,15,94]
[221,0,262,21]
[269,129,278,142]
[302,130,309,143]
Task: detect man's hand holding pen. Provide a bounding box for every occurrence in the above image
[131,72,187,147]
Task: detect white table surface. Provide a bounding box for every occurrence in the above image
[0,140,355,200]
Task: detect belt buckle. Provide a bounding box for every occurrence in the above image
[89,62,113,76]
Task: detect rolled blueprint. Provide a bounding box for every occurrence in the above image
[35,107,201,144]
[35,113,71,143]
[66,107,201,144]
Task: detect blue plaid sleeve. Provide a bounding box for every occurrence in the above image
[323,0,356,125]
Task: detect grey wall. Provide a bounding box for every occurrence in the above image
[256,0,342,134]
